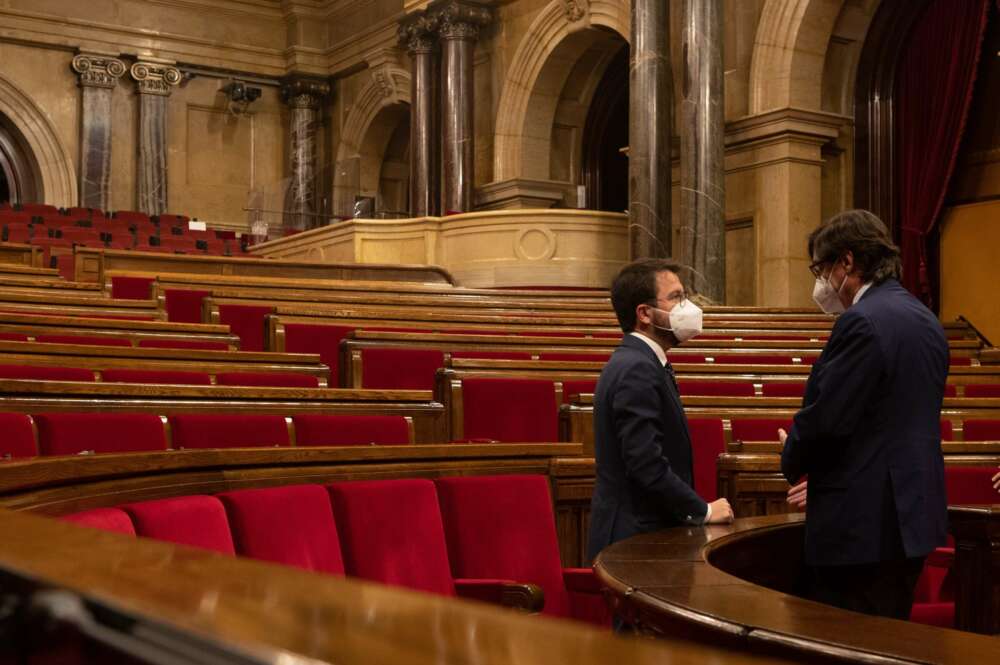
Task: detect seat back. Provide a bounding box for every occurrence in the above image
[218,304,272,351]
[963,420,1000,441]
[688,418,726,502]
[0,413,37,458]
[730,418,792,442]
[965,384,1000,398]
[101,369,212,385]
[35,413,167,455]
[218,485,344,575]
[293,415,410,446]
[168,414,290,449]
[327,479,455,596]
[461,377,558,442]
[123,495,235,554]
[0,364,95,382]
[282,323,354,379]
[434,475,569,617]
[678,380,755,397]
[62,508,136,535]
[362,347,444,390]
[216,372,319,388]
[944,466,998,505]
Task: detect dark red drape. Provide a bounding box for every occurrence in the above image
[896,0,990,305]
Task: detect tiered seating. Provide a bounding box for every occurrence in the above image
[60,474,609,624]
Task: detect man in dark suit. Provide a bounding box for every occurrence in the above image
[780,209,950,619]
[587,259,733,566]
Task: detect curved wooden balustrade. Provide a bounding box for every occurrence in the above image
[595,514,1000,663]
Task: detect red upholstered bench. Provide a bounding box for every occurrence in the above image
[730,418,792,442]
[62,507,136,535]
[0,332,29,342]
[292,415,411,446]
[215,372,320,388]
[169,414,290,449]
[434,475,611,626]
[0,364,95,382]
[761,382,806,397]
[0,413,37,459]
[451,351,533,360]
[123,495,235,554]
[965,384,1000,397]
[678,380,755,397]
[538,352,611,362]
[218,304,273,352]
[963,419,1000,440]
[362,347,445,390]
[218,485,345,574]
[460,377,558,443]
[666,353,707,364]
[101,369,213,385]
[36,335,133,347]
[282,322,353,380]
[164,289,210,323]
[34,413,167,456]
[714,354,805,365]
[687,418,726,502]
[561,379,597,404]
[137,338,231,351]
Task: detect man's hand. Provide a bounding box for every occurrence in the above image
[993,467,1000,493]
[787,480,808,509]
[705,498,734,524]
[778,428,788,446]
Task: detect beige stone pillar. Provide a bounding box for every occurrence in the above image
[72,52,126,211]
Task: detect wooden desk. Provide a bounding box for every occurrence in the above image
[948,504,1000,635]
[595,515,1000,663]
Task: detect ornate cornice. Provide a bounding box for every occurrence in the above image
[281,76,332,109]
[130,61,182,96]
[429,0,492,41]
[72,53,127,89]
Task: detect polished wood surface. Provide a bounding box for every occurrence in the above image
[595,515,1000,663]
[0,242,40,266]
[947,505,1000,634]
[0,507,799,665]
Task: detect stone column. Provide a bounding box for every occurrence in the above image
[628,0,672,259]
[281,77,331,233]
[433,0,491,214]
[399,15,441,217]
[679,0,725,301]
[71,53,126,211]
[130,60,181,216]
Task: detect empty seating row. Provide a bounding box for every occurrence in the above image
[0,412,413,459]
[1,203,190,226]
[0,364,320,387]
[63,475,609,625]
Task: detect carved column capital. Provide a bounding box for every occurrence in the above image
[280,76,332,110]
[563,0,589,22]
[72,53,127,89]
[398,13,439,54]
[429,0,492,41]
[130,61,182,96]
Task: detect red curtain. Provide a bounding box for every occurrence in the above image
[896,0,990,305]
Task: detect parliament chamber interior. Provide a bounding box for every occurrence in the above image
[0,0,998,663]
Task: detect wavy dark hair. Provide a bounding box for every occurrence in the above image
[808,209,902,284]
[610,258,686,333]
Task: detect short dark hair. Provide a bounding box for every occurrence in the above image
[808,209,901,283]
[610,258,685,333]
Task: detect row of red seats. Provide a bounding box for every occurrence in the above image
[0,203,191,228]
[0,412,410,459]
[0,363,318,387]
[2,224,238,256]
[0,333,229,350]
[64,475,610,625]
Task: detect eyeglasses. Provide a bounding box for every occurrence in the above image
[646,291,687,309]
[808,259,829,279]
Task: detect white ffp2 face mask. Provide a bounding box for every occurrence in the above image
[812,272,846,314]
[652,300,704,343]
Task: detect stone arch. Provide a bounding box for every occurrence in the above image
[493,0,628,182]
[333,65,411,216]
[748,0,846,114]
[0,73,76,206]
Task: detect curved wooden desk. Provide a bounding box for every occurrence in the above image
[595,514,1000,664]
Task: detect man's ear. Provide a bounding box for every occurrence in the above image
[635,303,651,327]
[842,250,855,274]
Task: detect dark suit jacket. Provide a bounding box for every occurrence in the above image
[782,279,949,566]
[587,334,708,561]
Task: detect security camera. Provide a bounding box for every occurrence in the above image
[220,80,260,116]
[244,86,262,103]
[221,80,246,101]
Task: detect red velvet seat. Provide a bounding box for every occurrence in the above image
[730,418,792,442]
[113,210,151,225]
[537,352,611,362]
[677,380,755,397]
[0,412,37,458]
[164,289,210,323]
[561,379,597,404]
[218,485,345,574]
[327,479,456,595]
[761,382,806,397]
[949,356,973,366]
[362,347,445,390]
[218,304,272,352]
[434,475,610,625]
[461,378,558,442]
[943,384,957,398]
[666,353,707,364]
[216,372,319,388]
[0,364,94,382]
[35,413,167,456]
[35,335,132,347]
[688,418,726,502]
[715,354,798,365]
[62,508,136,535]
[963,419,1000,440]
[283,323,354,380]
[168,414,289,449]
[451,351,533,360]
[292,414,410,446]
[101,368,212,385]
[0,333,29,342]
[123,495,235,554]
[137,338,230,351]
[940,420,955,441]
[965,384,1000,397]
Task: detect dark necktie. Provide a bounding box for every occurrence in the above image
[664,361,678,391]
